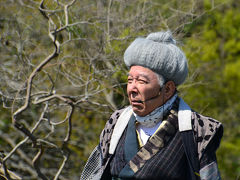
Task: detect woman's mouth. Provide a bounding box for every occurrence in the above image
[131,100,144,105]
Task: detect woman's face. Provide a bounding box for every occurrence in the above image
[127,66,164,116]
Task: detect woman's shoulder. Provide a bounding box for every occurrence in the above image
[99,106,130,160]
[191,111,223,159]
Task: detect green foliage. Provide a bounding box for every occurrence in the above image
[182,1,240,179]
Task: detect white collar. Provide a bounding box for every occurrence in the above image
[109,97,192,154]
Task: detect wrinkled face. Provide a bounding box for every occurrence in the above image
[127,66,164,116]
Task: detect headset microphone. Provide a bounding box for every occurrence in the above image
[140,91,161,103]
[136,86,164,103]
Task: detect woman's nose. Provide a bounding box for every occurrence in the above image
[127,80,137,91]
[127,81,138,96]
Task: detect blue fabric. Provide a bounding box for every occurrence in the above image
[119,115,138,178]
[200,161,221,180]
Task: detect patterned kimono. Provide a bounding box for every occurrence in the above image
[81,98,223,180]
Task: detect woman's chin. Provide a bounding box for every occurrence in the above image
[132,107,147,117]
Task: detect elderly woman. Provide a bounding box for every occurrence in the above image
[81,31,223,180]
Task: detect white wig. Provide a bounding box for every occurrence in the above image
[124,31,188,86]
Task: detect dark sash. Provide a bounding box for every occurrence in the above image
[118,109,179,178]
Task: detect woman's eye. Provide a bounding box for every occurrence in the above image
[127,77,148,84]
[127,78,133,83]
[138,79,148,84]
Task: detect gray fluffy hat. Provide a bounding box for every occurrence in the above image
[124,31,188,86]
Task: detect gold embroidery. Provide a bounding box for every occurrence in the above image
[129,161,138,173]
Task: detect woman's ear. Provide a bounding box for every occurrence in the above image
[163,81,176,100]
